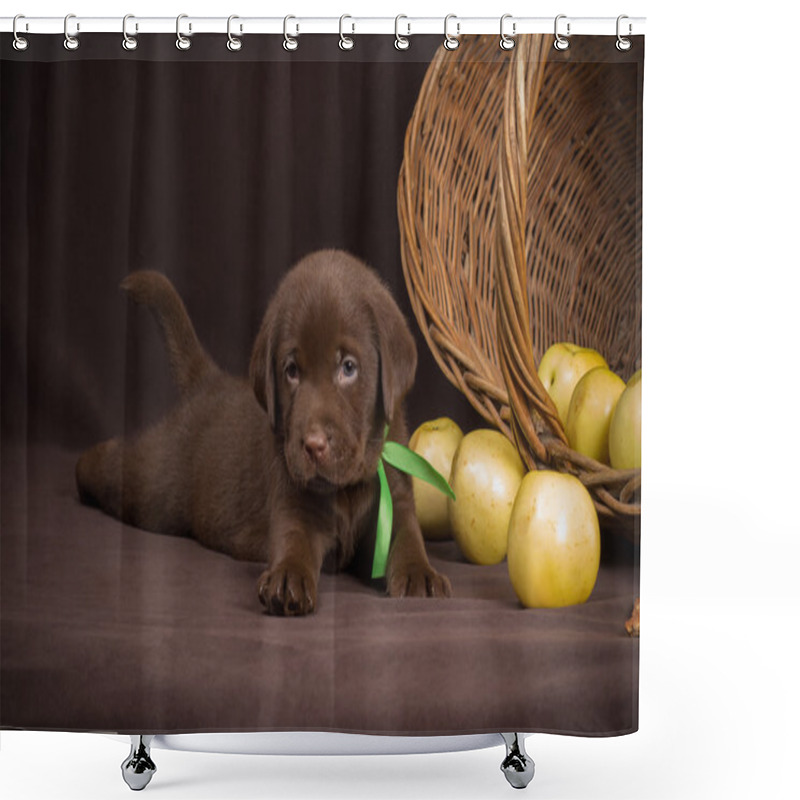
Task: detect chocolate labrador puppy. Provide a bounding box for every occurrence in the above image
[76,250,451,615]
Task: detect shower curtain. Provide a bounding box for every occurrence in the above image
[1,28,642,738]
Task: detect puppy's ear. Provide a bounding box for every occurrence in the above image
[371,285,418,424]
[249,305,279,431]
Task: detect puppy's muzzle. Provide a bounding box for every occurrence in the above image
[303,427,330,465]
[290,424,361,491]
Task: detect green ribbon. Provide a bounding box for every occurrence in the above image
[372,430,456,580]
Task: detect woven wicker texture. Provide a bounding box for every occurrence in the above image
[398,35,641,522]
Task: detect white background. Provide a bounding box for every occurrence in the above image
[2,1,799,798]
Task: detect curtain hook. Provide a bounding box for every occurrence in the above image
[176,14,192,51]
[63,13,80,51]
[616,15,632,51]
[443,14,460,50]
[283,15,299,51]
[394,14,410,51]
[339,14,355,50]
[553,14,570,51]
[12,14,29,51]
[122,14,138,51]
[499,14,516,50]
[227,15,243,51]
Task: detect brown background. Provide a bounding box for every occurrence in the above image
[1,34,482,448]
[1,34,640,736]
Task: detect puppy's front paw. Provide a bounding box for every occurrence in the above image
[257,564,317,616]
[387,562,452,599]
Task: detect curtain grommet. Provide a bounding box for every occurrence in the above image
[443,14,460,50]
[12,15,29,51]
[339,15,355,51]
[554,14,570,51]
[12,14,29,51]
[176,14,192,51]
[499,14,516,50]
[227,15,243,51]
[283,15,299,51]
[394,15,410,50]
[63,13,80,51]
[122,14,138,51]
[616,15,632,51]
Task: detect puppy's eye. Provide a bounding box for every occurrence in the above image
[339,357,358,383]
[284,360,299,384]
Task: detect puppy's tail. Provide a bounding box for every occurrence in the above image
[121,270,216,395]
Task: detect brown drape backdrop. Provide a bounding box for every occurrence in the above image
[1,34,482,449]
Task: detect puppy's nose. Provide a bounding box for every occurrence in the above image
[303,429,329,463]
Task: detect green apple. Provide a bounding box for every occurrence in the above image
[537,343,608,426]
[507,470,601,608]
[609,369,642,470]
[409,417,464,540]
[448,429,525,565]
[565,366,626,464]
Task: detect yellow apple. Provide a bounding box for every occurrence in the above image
[609,369,642,470]
[537,343,608,426]
[409,417,464,540]
[507,470,600,608]
[448,429,525,565]
[565,366,626,464]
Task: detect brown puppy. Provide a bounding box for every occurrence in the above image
[76,250,451,615]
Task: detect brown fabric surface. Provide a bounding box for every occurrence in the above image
[1,445,638,736]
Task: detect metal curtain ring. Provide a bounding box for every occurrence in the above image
[553,14,570,51]
[394,15,410,50]
[339,15,354,50]
[499,14,515,50]
[227,15,242,51]
[63,13,80,51]
[443,14,460,50]
[616,14,632,51]
[122,14,138,51]
[176,14,192,50]
[283,15,299,51]
[12,14,29,51]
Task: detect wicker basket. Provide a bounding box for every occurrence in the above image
[397,35,641,525]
